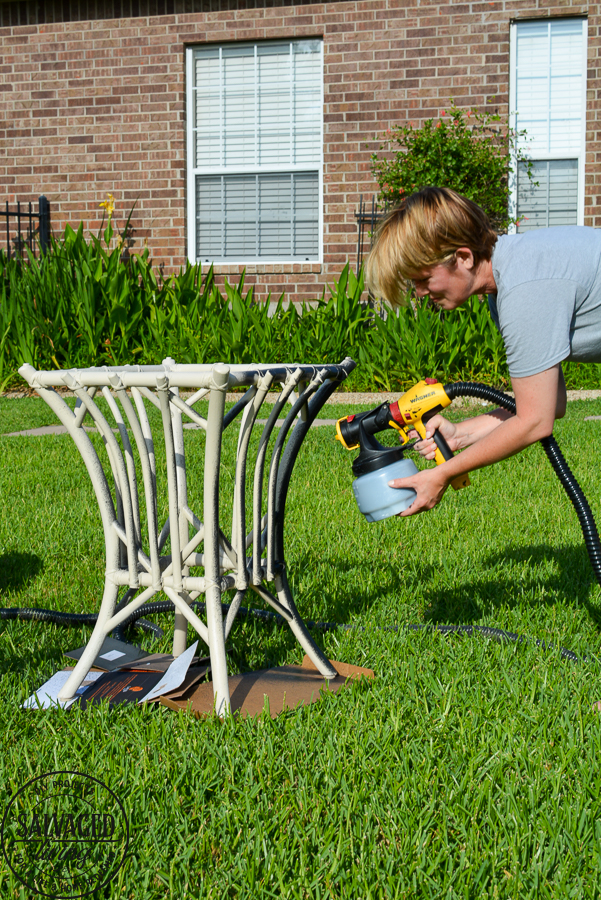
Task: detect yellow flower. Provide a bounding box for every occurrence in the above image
[99,193,115,217]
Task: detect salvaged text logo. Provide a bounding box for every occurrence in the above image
[1,770,129,898]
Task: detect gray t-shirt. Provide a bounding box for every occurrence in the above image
[487,227,601,377]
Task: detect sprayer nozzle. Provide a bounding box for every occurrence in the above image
[335,416,359,450]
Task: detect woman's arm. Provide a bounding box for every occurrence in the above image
[410,363,567,460]
[391,363,566,515]
[410,408,512,460]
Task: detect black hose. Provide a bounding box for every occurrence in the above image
[110,587,163,642]
[0,597,317,642]
[0,602,165,640]
[406,623,580,663]
[0,608,98,626]
[444,381,517,411]
[6,598,577,662]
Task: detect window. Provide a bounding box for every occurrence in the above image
[186,40,323,264]
[510,18,587,231]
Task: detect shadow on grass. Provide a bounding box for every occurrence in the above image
[421,542,601,631]
[284,542,598,628]
[285,554,402,623]
[222,550,406,670]
[0,551,76,676]
[0,551,43,593]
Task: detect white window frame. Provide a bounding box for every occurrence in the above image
[185,40,324,266]
[508,17,588,232]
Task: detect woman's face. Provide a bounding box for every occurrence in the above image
[412,249,482,310]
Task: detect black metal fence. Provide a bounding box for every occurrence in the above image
[354,194,390,273]
[1,196,50,259]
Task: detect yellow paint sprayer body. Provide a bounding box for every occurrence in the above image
[335,379,470,491]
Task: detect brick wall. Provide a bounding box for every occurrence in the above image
[0,0,597,302]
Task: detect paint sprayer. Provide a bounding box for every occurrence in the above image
[335,378,472,521]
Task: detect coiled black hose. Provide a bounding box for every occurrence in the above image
[0,608,98,626]
[0,598,291,642]
[0,602,580,661]
[1,382,595,665]
[0,602,164,640]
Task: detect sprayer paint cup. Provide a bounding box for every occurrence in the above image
[352,457,418,522]
[348,417,418,523]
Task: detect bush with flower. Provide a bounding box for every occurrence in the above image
[370,101,533,232]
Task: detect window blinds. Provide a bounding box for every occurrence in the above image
[196,172,319,261]
[517,159,578,229]
[515,20,584,156]
[192,41,322,261]
[514,19,585,230]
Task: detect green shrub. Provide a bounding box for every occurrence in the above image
[370,101,533,232]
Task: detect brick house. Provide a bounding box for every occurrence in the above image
[0,0,595,302]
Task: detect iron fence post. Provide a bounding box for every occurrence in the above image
[38,195,50,254]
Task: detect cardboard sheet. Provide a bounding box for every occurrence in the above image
[64,636,146,672]
[121,652,209,673]
[160,656,374,719]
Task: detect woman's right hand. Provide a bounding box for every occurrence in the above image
[407,414,460,460]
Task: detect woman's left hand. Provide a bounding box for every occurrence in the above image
[388,466,449,516]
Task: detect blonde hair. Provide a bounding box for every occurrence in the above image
[365,187,498,305]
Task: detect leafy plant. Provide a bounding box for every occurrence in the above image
[370,101,534,232]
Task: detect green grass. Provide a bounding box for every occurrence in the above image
[2,398,601,898]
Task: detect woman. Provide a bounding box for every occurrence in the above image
[365,186,601,516]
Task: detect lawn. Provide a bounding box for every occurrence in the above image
[1,394,601,898]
